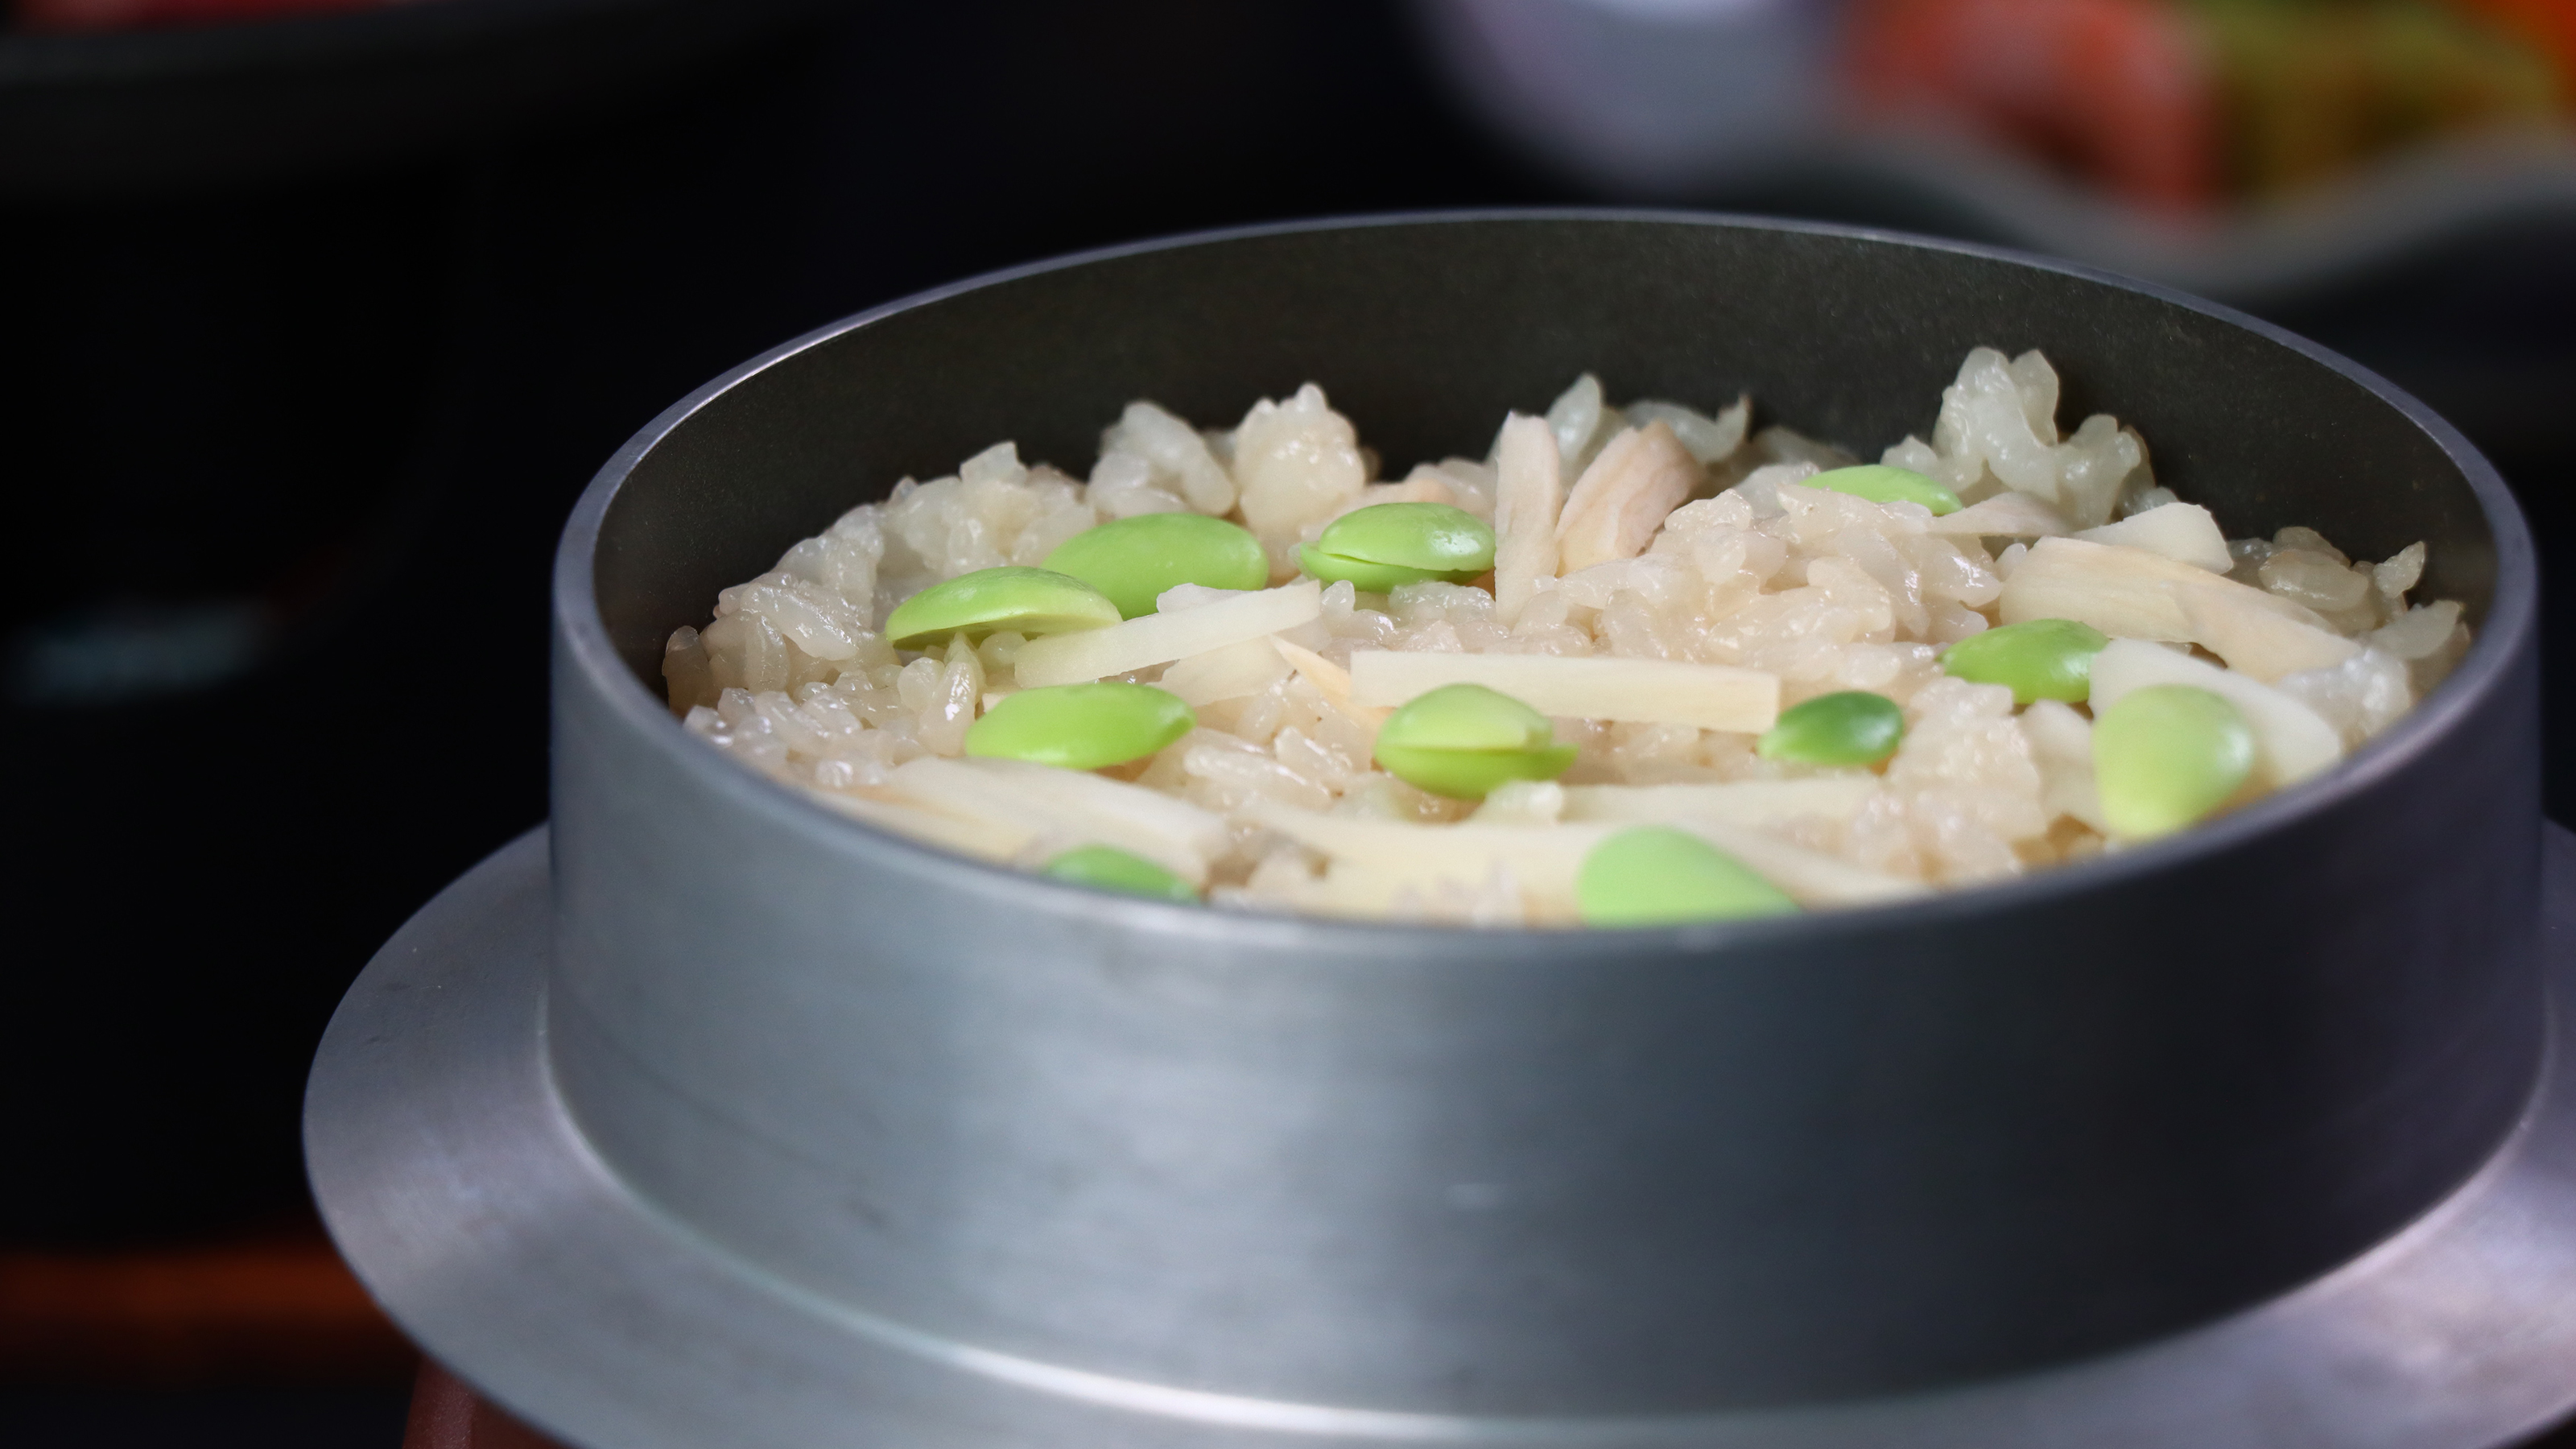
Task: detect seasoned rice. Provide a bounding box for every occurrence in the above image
[663,349,2468,925]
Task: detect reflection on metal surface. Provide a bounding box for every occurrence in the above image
[308,827,2576,1449]
[314,216,2559,1447]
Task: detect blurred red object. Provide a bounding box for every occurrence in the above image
[17,0,407,31]
[0,1222,412,1382]
[2453,0,2576,80]
[1843,0,2221,211]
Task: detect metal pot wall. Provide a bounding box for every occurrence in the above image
[541,215,2542,1422]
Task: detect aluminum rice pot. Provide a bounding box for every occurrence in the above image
[547,215,2542,1418]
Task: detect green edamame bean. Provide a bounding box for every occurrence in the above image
[1576,826,1798,926]
[1372,683,1577,799]
[2092,685,2255,841]
[1809,464,1963,516]
[964,683,1194,770]
[884,567,1121,650]
[1043,513,1269,619]
[1940,618,2111,704]
[1042,844,1199,903]
[1757,691,1905,766]
[1296,502,1496,592]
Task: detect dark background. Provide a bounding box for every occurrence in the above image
[0,0,1579,1252]
[0,1,2567,1443]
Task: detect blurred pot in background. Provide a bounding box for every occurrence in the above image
[1412,0,1846,193]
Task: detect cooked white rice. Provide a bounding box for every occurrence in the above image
[663,348,2469,925]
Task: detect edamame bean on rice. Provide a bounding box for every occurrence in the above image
[664,350,2470,926]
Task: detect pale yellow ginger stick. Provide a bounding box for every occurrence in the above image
[1348,649,1780,733]
[1013,580,1322,686]
[1271,637,1390,728]
[1558,778,1881,830]
[2000,535,2355,680]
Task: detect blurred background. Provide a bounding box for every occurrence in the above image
[0,0,2567,1444]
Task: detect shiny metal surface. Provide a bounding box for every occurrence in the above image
[308,824,2576,1448]
[312,215,2562,1445]
[549,216,2542,1414]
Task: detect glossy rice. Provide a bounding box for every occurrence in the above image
[662,349,2469,925]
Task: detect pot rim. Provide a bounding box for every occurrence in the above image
[551,208,2541,950]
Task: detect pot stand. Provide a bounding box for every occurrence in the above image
[309,826,2576,1449]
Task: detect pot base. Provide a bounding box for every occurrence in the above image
[308,825,2576,1449]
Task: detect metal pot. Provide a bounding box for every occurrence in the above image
[318,213,2563,1447]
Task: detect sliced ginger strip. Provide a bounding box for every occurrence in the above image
[1271,637,1390,727]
